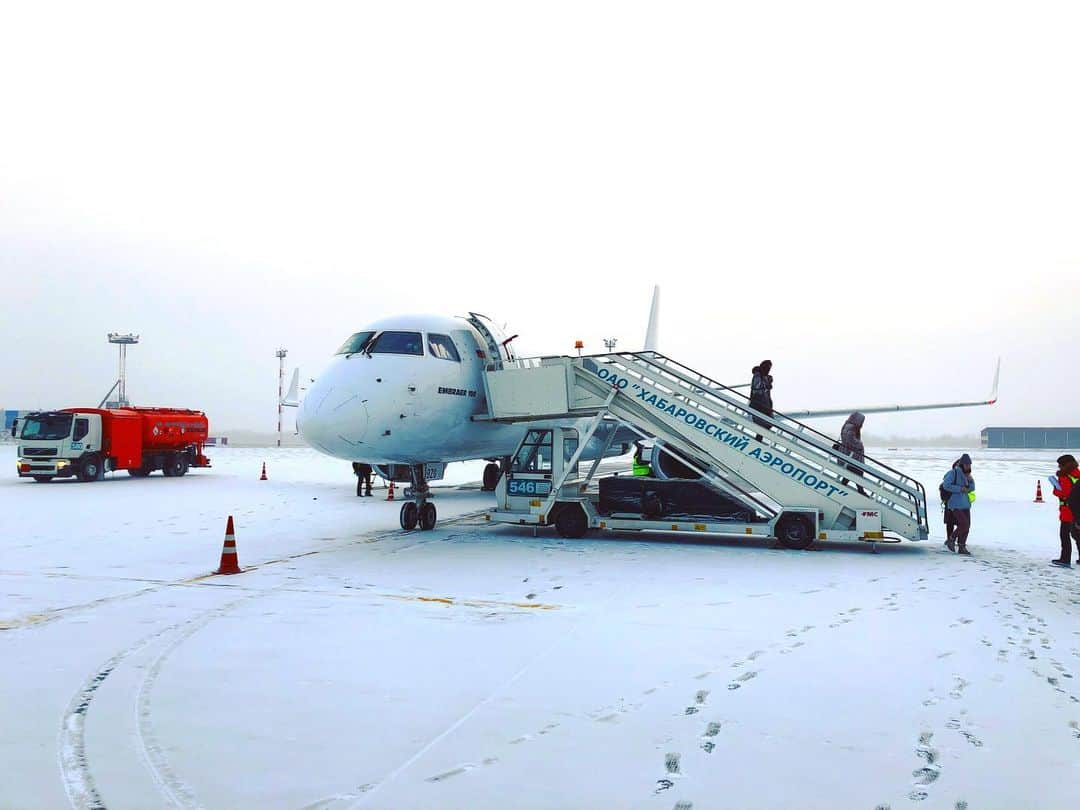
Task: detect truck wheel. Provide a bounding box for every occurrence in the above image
[78,454,103,482]
[162,456,186,477]
[32,476,53,483]
[555,504,588,539]
[775,513,814,550]
[419,502,437,531]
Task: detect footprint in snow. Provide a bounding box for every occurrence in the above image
[701,721,721,752]
[664,752,681,774]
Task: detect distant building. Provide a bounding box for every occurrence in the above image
[3,409,28,431]
[981,427,1080,449]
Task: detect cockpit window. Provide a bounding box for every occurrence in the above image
[427,333,461,362]
[368,331,424,356]
[336,331,375,355]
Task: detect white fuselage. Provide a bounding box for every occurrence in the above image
[297,314,526,464]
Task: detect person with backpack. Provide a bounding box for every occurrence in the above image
[837,412,867,494]
[941,457,963,546]
[749,360,774,438]
[1050,454,1080,568]
[942,454,975,554]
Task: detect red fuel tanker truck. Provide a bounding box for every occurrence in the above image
[14,407,212,482]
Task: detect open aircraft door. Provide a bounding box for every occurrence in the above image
[467,312,517,369]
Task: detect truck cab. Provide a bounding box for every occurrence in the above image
[15,411,104,481]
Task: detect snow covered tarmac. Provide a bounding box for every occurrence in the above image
[1,447,1077,809]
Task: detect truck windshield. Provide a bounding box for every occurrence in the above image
[20,413,73,440]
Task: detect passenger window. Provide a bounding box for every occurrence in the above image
[513,429,553,472]
[73,418,90,442]
[335,331,375,355]
[368,331,424,356]
[427,333,461,362]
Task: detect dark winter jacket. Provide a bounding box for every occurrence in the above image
[839,412,865,463]
[749,367,773,415]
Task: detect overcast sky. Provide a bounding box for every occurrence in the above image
[2,1,1078,440]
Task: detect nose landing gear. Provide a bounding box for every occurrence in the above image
[399,463,437,531]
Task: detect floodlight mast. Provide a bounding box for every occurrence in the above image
[107,333,140,407]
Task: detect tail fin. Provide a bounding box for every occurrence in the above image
[988,357,1001,404]
[281,368,300,407]
[644,285,660,351]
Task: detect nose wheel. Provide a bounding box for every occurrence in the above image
[419,502,437,530]
[400,463,438,531]
[399,501,419,531]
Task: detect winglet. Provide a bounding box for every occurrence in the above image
[987,357,1001,405]
[281,368,300,407]
[644,285,660,351]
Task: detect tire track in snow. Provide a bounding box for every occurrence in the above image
[59,594,257,809]
[133,602,251,809]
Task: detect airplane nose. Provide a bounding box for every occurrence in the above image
[298,372,369,457]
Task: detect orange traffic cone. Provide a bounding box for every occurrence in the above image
[1034,480,1044,503]
[260,462,267,481]
[215,515,242,575]
[387,481,395,501]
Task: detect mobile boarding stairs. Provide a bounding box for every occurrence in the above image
[477,352,929,551]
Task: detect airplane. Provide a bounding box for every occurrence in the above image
[291,288,999,530]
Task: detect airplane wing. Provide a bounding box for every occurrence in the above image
[785,358,1000,420]
[280,368,301,408]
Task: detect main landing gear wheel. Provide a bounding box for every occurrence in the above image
[775,513,814,550]
[419,502,437,531]
[399,501,419,531]
[554,505,589,539]
[482,462,501,491]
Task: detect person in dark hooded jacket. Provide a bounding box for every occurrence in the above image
[749,360,774,436]
[838,412,866,494]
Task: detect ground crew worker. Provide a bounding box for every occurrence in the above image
[942,453,974,555]
[1050,454,1080,568]
[353,461,373,496]
[632,443,652,477]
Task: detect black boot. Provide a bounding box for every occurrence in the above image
[945,538,956,553]
[957,545,971,556]
[1051,559,1072,568]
